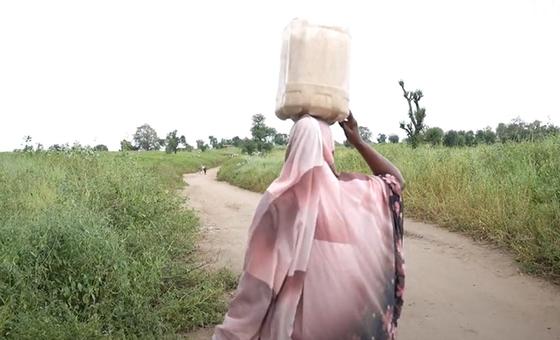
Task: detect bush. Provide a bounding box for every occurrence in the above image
[93,144,109,151]
[0,150,235,337]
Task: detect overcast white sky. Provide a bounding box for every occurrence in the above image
[1,0,559,151]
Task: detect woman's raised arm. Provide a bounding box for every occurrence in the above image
[339,112,405,189]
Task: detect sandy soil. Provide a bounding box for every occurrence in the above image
[183,168,560,340]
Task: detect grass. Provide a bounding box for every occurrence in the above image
[0,149,237,338]
[126,149,237,188]
[218,139,560,282]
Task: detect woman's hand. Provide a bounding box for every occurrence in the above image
[339,110,405,189]
[339,111,363,147]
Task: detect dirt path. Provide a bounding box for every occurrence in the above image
[184,168,560,340]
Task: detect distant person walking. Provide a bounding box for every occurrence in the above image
[201,165,207,175]
[213,113,405,339]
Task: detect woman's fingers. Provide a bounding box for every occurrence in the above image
[339,121,350,137]
[348,112,357,125]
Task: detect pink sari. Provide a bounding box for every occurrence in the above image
[213,115,404,340]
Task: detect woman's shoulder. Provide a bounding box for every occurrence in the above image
[338,172,402,196]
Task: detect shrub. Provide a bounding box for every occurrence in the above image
[0,150,235,337]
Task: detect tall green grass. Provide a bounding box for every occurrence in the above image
[0,150,236,338]
[218,139,560,281]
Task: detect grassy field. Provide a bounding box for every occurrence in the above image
[218,139,560,281]
[127,149,237,187]
[0,149,236,338]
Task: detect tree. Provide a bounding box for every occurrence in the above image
[196,139,208,152]
[496,118,558,143]
[475,129,485,145]
[165,130,180,154]
[274,133,288,146]
[183,143,194,152]
[359,126,373,143]
[231,136,242,147]
[456,131,466,147]
[240,138,257,155]
[175,135,194,151]
[398,80,426,148]
[481,127,497,144]
[49,144,66,152]
[424,127,444,146]
[389,134,400,144]
[120,139,136,151]
[133,124,161,151]
[464,130,476,146]
[443,130,459,147]
[93,144,109,151]
[377,133,387,144]
[208,135,219,149]
[250,114,276,153]
[22,136,33,152]
[216,138,229,149]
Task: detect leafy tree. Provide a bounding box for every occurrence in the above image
[240,138,257,155]
[358,126,373,143]
[464,130,476,146]
[496,118,558,143]
[250,114,276,153]
[496,123,508,143]
[48,144,66,152]
[274,133,289,146]
[443,130,459,147]
[475,129,485,145]
[120,139,136,151]
[196,139,208,152]
[183,143,194,152]
[133,124,161,151]
[398,80,426,148]
[456,131,466,147]
[71,142,87,151]
[174,135,194,151]
[22,136,33,152]
[93,144,109,151]
[475,127,496,144]
[214,138,228,149]
[424,127,444,146]
[377,133,387,144]
[165,130,180,154]
[388,134,400,144]
[231,136,243,147]
[208,136,219,149]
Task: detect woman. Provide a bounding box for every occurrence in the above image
[213,113,405,340]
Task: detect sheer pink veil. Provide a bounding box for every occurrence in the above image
[213,115,403,339]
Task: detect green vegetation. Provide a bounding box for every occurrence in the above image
[0,150,236,338]
[398,80,426,148]
[126,149,236,188]
[218,150,284,193]
[218,139,560,281]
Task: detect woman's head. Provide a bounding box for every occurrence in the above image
[285,115,336,171]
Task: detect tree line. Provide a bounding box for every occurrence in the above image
[116,114,288,155]
[14,80,558,153]
[394,80,559,148]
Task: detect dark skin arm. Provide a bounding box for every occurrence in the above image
[339,112,405,190]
